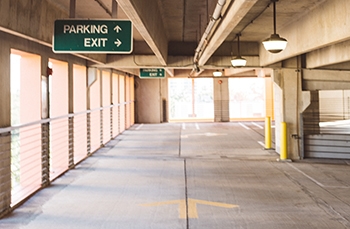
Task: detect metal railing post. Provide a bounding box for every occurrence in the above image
[41,123,50,187]
[68,117,74,168]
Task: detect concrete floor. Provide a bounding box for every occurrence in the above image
[1,122,350,229]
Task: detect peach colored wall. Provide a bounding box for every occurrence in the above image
[20,54,41,123]
[49,59,69,180]
[73,65,87,113]
[73,64,87,163]
[130,77,135,125]
[13,50,41,205]
[89,74,101,152]
[50,59,68,116]
[112,73,119,136]
[102,71,111,144]
[119,75,126,132]
[125,76,131,128]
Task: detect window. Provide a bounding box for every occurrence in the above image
[169,78,213,120]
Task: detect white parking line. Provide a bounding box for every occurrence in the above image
[252,122,263,129]
[257,141,265,147]
[239,122,250,130]
[287,163,350,189]
[136,124,144,130]
[195,123,200,130]
[182,123,186,130]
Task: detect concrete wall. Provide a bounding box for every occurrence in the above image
[273,69,303,160]
[260,0,350,66]
[0,31,11,217]
[135,78,167,123]
[0,0,67,44]
[0,13,135,214]
[213,78,229,122]
[0,0,106,64]
[0,30,87,216]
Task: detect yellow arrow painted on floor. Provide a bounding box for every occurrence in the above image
[141,198,239,219]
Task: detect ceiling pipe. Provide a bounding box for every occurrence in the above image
[193,0,226,72]
[69,0,76,18]
[112,0,118,18]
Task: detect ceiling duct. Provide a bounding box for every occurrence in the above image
[193,0,226,71]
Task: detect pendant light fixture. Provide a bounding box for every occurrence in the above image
[213,70,223,77]
[262,0,287,53]
[231,33,247,67]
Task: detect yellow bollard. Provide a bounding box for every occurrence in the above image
[265,117,271,149]
[280,122,288,160]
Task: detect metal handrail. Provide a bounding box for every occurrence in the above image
[0,101,134,134]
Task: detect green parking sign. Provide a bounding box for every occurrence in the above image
[139,69,165,78]
[53,19,132,53]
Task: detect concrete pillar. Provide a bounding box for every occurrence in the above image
[68,63,74,168]
[0,39,11,216]
[213,78,230,122]
[273,68,301,160]
[41,55,50,187]
[86,67,97,154]
[99,70,104,146]
[160,76,168,123]
[134,78,162,123]
[109,71,113,139]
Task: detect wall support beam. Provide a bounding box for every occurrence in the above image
[104,55,260,69]
[302,69,350,90]
[306,39,350,69]
[273,68,302,160]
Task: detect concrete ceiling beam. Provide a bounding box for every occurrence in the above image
[306,39,350,68]
[197,0,259,66]
[303,69,350,82]
[303,69,350,90]
[105,55,260,69]
[165,68,174,77]
[260,0,350,66]
[116,0,168,65]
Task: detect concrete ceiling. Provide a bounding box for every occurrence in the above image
[49,0,347,77]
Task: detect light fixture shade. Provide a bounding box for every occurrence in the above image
[213,70,223,77]
[262,34,287,53]
[231,56,247,67]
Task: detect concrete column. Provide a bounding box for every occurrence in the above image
[99,70,104,146]
[68,63,74,168]
[160,76,168,123]
[41,56,50,187]
[0,39,11,216]
[213,78,230,122]
[273,69,301,160]
[86,68,97,154]
[110,71,113,139]
[134,77,162,123]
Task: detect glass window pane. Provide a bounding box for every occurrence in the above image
[169,78,214,120]
[194,78,214,118]
[229,78,265,118]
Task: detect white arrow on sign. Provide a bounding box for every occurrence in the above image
[114,39,122,47]
[114,25,122,33]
